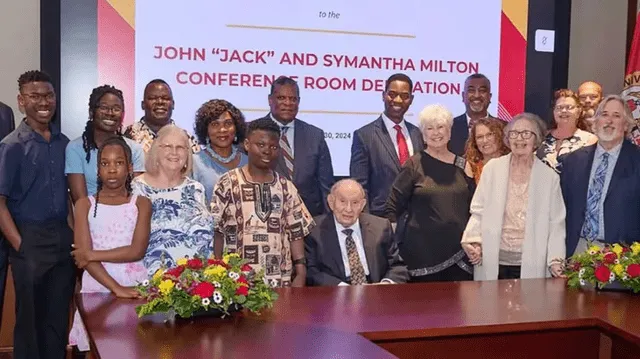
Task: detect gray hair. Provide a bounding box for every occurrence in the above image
[145,124,194,176]
[594,94,635,132]
[418,104,454,135]
[503,112,547,148]
[330,178,366,199]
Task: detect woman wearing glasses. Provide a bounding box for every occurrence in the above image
[131,125,214,276]
[65,85,145,202]
[461,113,566,280]
[537,89,597,173]
[464,118,511,184]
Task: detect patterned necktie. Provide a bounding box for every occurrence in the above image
[280,126,294,178]
[581,152,610,240]
[342,229,366,285]
[394,124,410,165]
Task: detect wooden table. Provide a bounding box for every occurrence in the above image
[77,279,640,359]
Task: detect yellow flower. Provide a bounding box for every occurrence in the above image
[223,253,240,264]
[588,245,601,255]
[612,244,624,257]
[152,269,165,281]
[177,257,188,266]
[204,265,227,278]
[631,242,640,255]
[614,264,625,277]
[158,280,175,295]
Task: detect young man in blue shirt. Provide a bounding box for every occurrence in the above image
[0,70,75,359]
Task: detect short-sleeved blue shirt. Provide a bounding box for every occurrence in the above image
[64,136,145,195]
[0,120,70,223]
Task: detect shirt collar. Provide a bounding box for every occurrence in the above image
[17,118,61,143]
[139,117,175,136]
[466,112,490,124]
[595,141,623,160]
[334,216,360,234]
[381,112,406,132]
[269,113,295,128]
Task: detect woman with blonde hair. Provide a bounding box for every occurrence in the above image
[385,104,475,282]
[132,125,213,275]
[465,118,511,184]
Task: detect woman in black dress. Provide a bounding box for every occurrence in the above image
[385,104,475,282]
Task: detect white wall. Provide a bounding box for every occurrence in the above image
[0,1,632,125]
[0,1,40,123]
[567,1,629,94]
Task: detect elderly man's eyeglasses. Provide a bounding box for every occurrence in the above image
[507,130,536,139]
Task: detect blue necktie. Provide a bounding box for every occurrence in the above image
[581,152,609,240]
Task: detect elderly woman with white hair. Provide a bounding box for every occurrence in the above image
[461,113,566,280]
[385,104,475,282]
[132,125,214,276]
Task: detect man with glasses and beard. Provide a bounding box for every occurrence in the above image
[124,79,199,153]
[449,73,502,156]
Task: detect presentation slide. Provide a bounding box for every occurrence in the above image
[64,0,528,176]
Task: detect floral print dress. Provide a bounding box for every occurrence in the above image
[132,176,214,276]
[536,129,597,173]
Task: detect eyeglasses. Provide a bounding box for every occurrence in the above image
[159,144,188,152]
[554,105,577,112]
[22,92,55,103]
[475,132,495,143]
[508,130,536,139]
[386,91,411,101]
[97,104,123,114]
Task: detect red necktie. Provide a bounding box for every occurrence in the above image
[394,125,410,165]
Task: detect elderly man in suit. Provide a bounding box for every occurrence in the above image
[561,94,640,257]
[255,76,334,217]
[305,179,408,286]
[449,73,502,156]
[350,73,424,217]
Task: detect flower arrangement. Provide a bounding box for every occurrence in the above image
[565,242,640,293]
[135,253,279,318]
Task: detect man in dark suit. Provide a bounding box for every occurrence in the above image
[0,101,14,140]
[350,73,424,217]
[561,95,640,256]
[305,179,408,286]
[449,73,500,156]
[255,76,334,217]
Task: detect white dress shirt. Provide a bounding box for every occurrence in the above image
[381,113,414,157]
[466,113,490,132]
[270,113,295,156]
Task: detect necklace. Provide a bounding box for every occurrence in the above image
[205,145,237,164]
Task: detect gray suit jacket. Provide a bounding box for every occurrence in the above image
[0,102,15,141]
[305,213,408,286]
[257,114,334,217]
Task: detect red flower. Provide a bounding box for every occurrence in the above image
[164,266,185,279]
[623,247,631,253]
[237,276,248,285]
[236,285,249,296]
[603,252,617,264]
[193,282,215,298]
[595,266,611,282]
[241,264,252,272]
[207,259,230,269]
[187,258,204,270]
[627,264,640,278]
[572,262,581,271]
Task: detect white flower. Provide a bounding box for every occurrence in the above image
[609,272,616,282]
[213,281,221,288]
[202,298,210,306]
[270,279,279,288]
[228,272,240,280]
[580,279,586,286]
[213,291,223,304]
[615,259,620,265]
[623,275,629,281]
[579,268,586,278]
[175,283,182,290]
[193,273,200,280]
[142,280,150,287]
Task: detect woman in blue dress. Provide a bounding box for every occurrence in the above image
[131,125,213,275]
[192,99,248,204]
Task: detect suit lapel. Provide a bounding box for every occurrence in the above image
[324,215,346,280]
[292,119,304,183]
[605,142,632,202]
[576,145,597,213]
[359,216,379,283]
[373,117,401,171]
[408,123,424,154]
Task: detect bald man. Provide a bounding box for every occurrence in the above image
[578,81,603,119]
[304,179,408,286]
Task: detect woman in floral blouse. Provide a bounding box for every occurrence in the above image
[536,89,597,173]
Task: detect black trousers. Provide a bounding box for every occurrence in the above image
[0,236,9,330]
[10,221,75,359]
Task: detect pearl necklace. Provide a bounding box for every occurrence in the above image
[205,145,238,164]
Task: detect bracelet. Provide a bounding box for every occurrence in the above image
[292,258,306,266]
